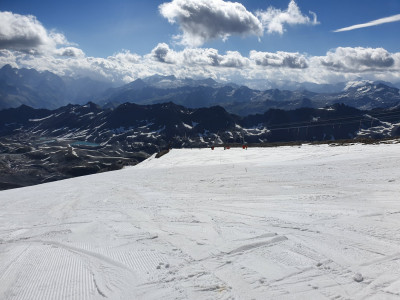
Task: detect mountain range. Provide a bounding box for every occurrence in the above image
[2,101,400,150]
[99,76,400,115]
[0,64,113,110]
[1,65,400,115]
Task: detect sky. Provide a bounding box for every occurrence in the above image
[0,0,400,87]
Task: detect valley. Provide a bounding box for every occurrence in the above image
[0,134,147,189]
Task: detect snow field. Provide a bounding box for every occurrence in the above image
[1,142,400,299]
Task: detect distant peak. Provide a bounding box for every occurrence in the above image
[144,74,177,82]
[84,101,100,109]
[126,78,147,89]
[1,64,14,70]
[343,80,373,91]
[199,77,217,84]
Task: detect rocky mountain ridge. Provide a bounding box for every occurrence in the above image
[2,101,400,149]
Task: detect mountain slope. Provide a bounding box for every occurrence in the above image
[1,102,400,151]
[1,143,400,299]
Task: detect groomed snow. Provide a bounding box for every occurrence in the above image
[1,143,400,299]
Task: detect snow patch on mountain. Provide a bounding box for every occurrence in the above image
[344,80,374,91]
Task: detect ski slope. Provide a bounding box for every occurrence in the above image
[1,142,400,299]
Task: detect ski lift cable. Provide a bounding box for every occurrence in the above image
[265,113,400,132]
[265,110,400,129]
[263,110,400,130]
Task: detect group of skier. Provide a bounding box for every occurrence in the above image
[210,145,248,150]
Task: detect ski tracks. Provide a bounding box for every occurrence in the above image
[0,238,171,300]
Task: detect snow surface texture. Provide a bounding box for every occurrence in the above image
[1,143,400,299]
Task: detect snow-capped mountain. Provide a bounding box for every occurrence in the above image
[340,81,400,108]
[0,65,112,110]
[100,76,400,115]
[98,76,253,109]
[2,65,400,114]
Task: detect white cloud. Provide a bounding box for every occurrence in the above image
[55,47,85,58]
[319,47,395,72]
[109,50,141,64]
[334,14,400,32]
[149,43,249,68]
[150,43,177,64]
[0,49,18,68]
[0,10,398,88]
[250,50,308,68]
[2,45,400,88]
[158,0,318,46]
[159,0,263,47]
[0,11,69,53]
[181,47,222,66]
[220,51,250,68]
[256,0,319,35]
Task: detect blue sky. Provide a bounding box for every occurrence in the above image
[1,0,399,57]
[0,0,399,86]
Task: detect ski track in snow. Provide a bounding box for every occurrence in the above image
[1,143,400,299]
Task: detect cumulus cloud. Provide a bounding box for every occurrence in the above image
[181,47,221,66]
[0,49,18,68]
[159,0,263,47]
[320,47,395,72]
[0,11,69,53]
[109,50,141,64]
[334,14,400,32]
[158,0,318,46]
[55,47,85,58]
[220,51,249,68]
[149,43,249,68]
[256,0,319,34]
[0,10,398,88]
[250,50,308,69]
[3,44,399,87]
[151,43,177,64]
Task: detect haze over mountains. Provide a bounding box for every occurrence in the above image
[0,65,113,110]
[1,65,400,115]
